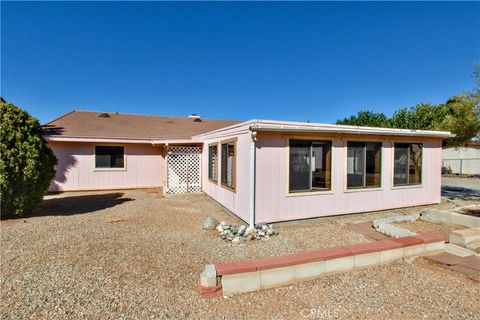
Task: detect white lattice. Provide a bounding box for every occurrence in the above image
[167,146,202,194]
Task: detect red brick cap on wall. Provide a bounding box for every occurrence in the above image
[214,233,444,276]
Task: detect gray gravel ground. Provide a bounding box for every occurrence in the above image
[1,190,479,319]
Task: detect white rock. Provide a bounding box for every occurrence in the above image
[203,216,219,230]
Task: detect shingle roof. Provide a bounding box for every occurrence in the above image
[44,110,241,140]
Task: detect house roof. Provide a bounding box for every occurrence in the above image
[45,110,454,143]
[44,110,241,142]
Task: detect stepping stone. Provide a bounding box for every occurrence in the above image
[346,222,388,240]
[460,257,480,271]
[425,253,468,266]
[447,265,480,279]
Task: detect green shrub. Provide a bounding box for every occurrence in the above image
[0,101,57,218]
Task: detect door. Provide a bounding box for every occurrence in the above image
[166,146,202,194]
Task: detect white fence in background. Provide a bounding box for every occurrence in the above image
[442,158,480,175]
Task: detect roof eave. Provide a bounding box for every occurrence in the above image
[46,136,156,144]
[249,125,455,139]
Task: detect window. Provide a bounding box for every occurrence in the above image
[208,145,218,182]
[393,143,422,186]
[95,146,125,169]
[221,141,235,190]
[289,140,331,193]
[347,142,382,189]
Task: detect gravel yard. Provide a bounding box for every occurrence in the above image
[1,190,479,319]
[394,220,463,239]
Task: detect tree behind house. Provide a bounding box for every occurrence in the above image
[0,100,57,218]
[336,97,479,146]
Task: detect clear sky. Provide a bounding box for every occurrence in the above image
[2,1,479,124]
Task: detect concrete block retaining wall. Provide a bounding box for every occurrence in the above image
[449,227,480,247]
[420,209,480,228]
[199,233,445,297]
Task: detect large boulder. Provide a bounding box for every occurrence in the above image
[202,216,220,230]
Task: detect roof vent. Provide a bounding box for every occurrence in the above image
[99,113,111,118]
[189,114,202,122]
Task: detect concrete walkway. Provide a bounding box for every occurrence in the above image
[442,177,480,199]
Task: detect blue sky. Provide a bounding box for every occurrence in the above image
[2,1,479,124]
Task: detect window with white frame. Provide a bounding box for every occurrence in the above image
[393,143,422,186]
[347,142,382,189]
[95,146,125,169]
[289,140,331,193]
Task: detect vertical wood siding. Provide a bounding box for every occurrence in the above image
[201,133,251,223]
[254,133,443,223]
[48,142,165,191]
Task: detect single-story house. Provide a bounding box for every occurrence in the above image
[45,110,454,225]
[442,141,480,175]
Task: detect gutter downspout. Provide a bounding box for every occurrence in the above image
[249,131,257,227]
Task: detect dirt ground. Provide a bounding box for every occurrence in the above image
[1,190,479,319]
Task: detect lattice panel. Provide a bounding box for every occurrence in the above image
[166,146,202,194]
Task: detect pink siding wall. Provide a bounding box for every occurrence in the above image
[48,142,165,191]
[254,133,443,223]
[201,133,252,223]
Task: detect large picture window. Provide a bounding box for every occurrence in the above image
[221,141,235,190]
[208,145,218,182]
[347,142,382,189]
[289,140,331,193]
[393,143,422,186]
[95,146,125,169]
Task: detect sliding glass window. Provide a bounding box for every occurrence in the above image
[289,140,331,193]
[393,143,422,186]
[346,142,381,189]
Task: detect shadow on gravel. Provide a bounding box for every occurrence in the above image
[441,186,480,200]
[5,193,134,220]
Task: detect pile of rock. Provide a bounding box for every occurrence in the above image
[216,222,277,245]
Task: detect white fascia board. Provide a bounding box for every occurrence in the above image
[249,121,455,138]
[190,120,255,140]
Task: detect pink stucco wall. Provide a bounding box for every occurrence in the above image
[48,142,165,191]
[254,133,443,223]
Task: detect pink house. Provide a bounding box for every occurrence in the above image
[45,110,453,225]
